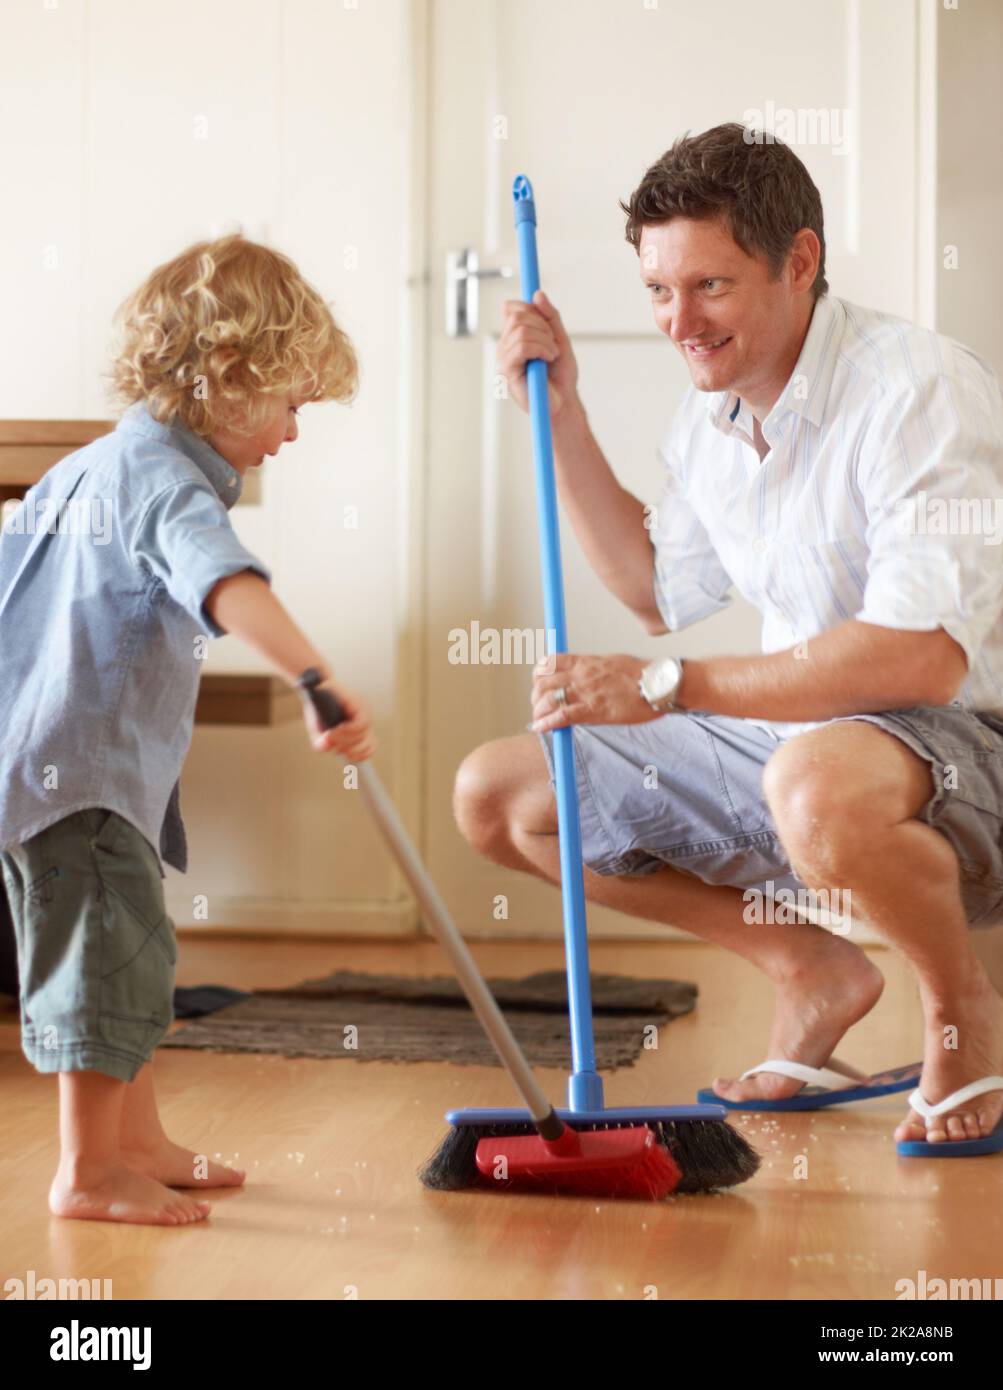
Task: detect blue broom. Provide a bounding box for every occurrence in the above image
[298,670,680,1199]
[418,176,759,1193]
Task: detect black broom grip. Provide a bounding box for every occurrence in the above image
[296,665,348,729]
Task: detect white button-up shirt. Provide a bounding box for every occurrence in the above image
[650,294,1003,740]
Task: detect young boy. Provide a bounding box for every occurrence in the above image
[0,235,374,1225]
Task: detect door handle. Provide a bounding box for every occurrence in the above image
[446,248,513,337]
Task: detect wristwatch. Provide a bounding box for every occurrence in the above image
[638,656,685,713]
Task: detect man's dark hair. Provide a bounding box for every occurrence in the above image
[620,122,828,300]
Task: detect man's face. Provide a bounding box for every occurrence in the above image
[209,387,309,476]
[639,215,806,402]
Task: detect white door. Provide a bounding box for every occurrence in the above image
[422,0,922,937]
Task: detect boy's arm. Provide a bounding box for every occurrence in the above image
[203,569,375,759]
[204,569,329,683]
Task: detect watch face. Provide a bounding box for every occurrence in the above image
[652,657,681,701]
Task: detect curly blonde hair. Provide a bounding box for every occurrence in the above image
[107,234,359,437]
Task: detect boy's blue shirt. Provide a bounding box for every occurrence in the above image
[0,400,271,877]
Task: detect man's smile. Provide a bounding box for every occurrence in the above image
[683,335,733,359]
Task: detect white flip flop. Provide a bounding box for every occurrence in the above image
[697,1058,923,1111]
[897,1076,1003,1157]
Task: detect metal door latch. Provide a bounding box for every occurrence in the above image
[446,248,513,337]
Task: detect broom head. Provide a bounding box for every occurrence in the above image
[474,1122,680,1199]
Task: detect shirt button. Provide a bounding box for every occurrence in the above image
[753,537,768,553]
[227,476,237,488]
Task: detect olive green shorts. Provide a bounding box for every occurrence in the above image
[0,807,177,1083]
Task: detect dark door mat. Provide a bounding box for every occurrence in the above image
[161,969,697,1068]
[173,985,251,1017]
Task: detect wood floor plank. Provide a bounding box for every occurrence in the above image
[2,938,1000,1300]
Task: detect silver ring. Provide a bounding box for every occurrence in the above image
[553,686,569,707]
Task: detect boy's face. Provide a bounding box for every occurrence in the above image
[209,388,309,476]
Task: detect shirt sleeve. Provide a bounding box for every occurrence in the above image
[130,480,272,639]
[854,372,1003,671]
[648,435,734,631]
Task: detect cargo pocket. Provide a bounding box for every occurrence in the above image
[925,712,1003,926]
[90,812,169,943]
[25,865,60,905]
[91,814,176,1029]
[98,903,177,1028]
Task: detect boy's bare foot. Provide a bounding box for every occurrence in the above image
[121,1137,246,1188]
[710,934,885,1103]
[895,973,1003,1144]
[49,1159,212,1225]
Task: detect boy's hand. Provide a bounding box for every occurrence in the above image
[302,678,377,762]
[496,290,579,417]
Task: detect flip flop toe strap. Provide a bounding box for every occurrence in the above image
[907,1075,1003,1119]
[739,1059,858,1091]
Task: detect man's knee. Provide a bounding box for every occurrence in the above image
[452,735,554,855]
[762,739,846,832]
[453,743,506,851]
[762,723,934,873]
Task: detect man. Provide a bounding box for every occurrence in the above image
[453,123,1003,1152]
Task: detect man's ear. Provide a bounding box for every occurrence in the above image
[788,229,821,293]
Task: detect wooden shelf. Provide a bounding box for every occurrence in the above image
[0,418,261,504]
[194,674,299,726]
[0,420,114,497]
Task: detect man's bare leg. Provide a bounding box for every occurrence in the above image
[762,720,1003,1143]
[453,733,885,1100]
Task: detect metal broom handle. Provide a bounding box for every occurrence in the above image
[296,667,556,1127]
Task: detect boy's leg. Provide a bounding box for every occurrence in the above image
[5,810,214,1221]
[762,717,1003,1142]
[50,1068,211,1225]
[119,1062,245,1188]
[453,730,885,1100]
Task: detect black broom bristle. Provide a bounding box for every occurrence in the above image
[651,1118,760,1193]
[418,1117,759,1195]
[418,1122,482,1192]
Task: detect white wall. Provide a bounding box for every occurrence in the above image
[5,0,1002,947]
[934,0,1003,378]
[931,0,1003,988]
[0,0,420,932]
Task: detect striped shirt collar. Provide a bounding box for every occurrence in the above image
[706,293,844,439]
[116,400,244,510]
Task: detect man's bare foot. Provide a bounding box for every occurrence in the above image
[895,973,1003,1145]
[711,935,885,1103]
[121,1138,246,1188]
[49,1159,212,1225]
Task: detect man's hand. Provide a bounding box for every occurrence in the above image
[529,653,664,732]
[497,290,580,417]
[302,676,377,761]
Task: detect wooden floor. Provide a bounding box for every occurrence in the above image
[2,935,1001,1301]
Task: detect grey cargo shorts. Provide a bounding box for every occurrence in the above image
[0,807,177,1083]
[538,704,1003,928]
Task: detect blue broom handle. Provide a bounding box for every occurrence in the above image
[513,175,604,1112]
